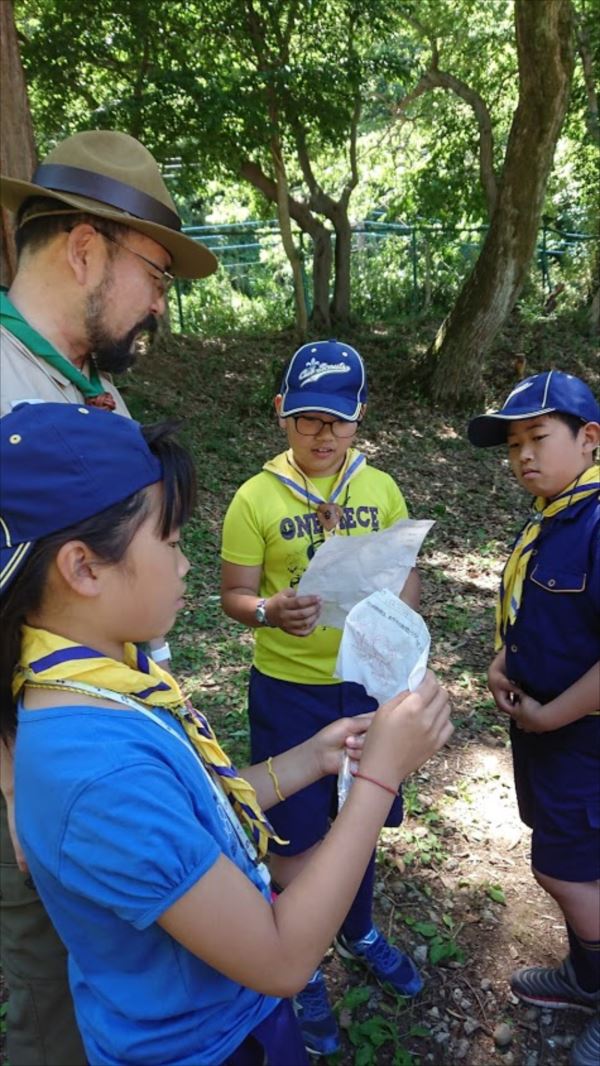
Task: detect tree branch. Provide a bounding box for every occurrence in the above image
[575,11,600,146]
[423,68,497,214]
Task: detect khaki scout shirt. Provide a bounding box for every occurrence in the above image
[0,325,130,418]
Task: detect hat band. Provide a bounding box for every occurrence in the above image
[31,164,181,232]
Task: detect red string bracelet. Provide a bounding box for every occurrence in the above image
[353,772,398,797]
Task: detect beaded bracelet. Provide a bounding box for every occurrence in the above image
[266,755,286,802]
[353,771,398,797]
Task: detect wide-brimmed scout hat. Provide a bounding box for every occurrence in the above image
[0,402,163,595]
[468,370,600,447]
[279,339,368,420]
[0,130,217,279]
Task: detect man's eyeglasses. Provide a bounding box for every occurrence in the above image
[97,230,175,296]
[291,415,361,438]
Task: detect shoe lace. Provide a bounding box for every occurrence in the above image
[359,932,400,973]
[297,977,330,1021]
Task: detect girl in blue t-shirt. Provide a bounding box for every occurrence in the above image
[0,403,452,1066]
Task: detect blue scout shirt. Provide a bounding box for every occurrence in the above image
[15,702,278,1066]
[505,492,600,705]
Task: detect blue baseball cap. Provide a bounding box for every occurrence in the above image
[0,402,162,594]
[468,370,600,447]
[279,339,367,420]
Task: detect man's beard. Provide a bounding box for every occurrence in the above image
[85,275,159,375]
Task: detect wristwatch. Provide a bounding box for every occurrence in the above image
[255,598,272,626]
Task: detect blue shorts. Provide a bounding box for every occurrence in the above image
[222,999,308,1065]
[249,667,404,856]
[510,716,600,882]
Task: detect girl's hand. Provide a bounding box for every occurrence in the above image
[358,671,453,788]
[488,647,518,714]
[267,588,322,636]
[312,714,375,777]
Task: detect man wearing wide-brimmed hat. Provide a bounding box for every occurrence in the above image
[0,129,217,1066]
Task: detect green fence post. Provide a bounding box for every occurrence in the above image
[173,280,185,331]
[411,225,418,309]
[299,233,312,319]
[540,215,550,294]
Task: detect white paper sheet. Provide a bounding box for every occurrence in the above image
[296,518,434,629]
[335,589,431,703]
[335,589,431,807]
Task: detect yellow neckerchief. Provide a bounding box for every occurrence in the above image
[263,447,366,535]
[496,465,599,650]
[14,625,285,858]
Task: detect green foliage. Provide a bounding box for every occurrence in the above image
[404,915,465,966]
[14,0,598,334]
[486,883,507,905]
[337,986,418,1066]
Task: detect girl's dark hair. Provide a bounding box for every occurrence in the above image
[0,421,196,740]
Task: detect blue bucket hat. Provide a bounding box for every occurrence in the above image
[0,403,162,594]
[279,339,367,420]
[468,370,600,447]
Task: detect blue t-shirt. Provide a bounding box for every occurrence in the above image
[15,702,278,1065]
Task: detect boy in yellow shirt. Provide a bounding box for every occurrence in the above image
[221,340,421,1055]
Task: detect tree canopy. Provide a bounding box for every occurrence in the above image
[8,0,599,399]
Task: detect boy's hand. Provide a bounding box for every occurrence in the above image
[313,713,374,777]
[507,691,547,733]
[488,647,518,714]
[267,588,322,636]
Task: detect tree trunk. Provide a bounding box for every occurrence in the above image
[0,0,37,287]
[270,140,308,339]
[330,209,353,325]
[239,158,333,328]
[311,226,333,330]
[418,0,575,406]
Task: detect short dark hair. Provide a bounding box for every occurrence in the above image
[15,196,130,259]
[547,411,588,437]
[0,421,196,739]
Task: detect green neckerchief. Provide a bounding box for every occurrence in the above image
[0,288,105,401]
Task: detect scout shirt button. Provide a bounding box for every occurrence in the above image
[547,578,556,587]
[9,434,21,444]
[510,644,518,653]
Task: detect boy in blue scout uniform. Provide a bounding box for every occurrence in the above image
[469,370,600,1066]
[221,340,423,1056]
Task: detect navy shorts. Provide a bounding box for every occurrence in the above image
[510,715,600,882]
[222,999,308,1065]
[249,667,403,856]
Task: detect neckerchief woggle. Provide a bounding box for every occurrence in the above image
[495,465,599,651]
[0,289,115,410]
[14,626,286,858]
[263,447,366,533]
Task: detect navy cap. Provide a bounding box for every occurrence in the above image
[0,403,162,594]
[468,370,600,447]
[279,339,367,419]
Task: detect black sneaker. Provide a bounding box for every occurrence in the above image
[292,969,340,1057]
[571,1014,600,1066]
[510,959,600,1013]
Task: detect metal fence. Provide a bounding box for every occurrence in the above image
[171,216,597,330]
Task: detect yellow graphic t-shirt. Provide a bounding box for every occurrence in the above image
[221,459,408,684]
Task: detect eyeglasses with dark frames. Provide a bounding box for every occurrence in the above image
[96,229,175,296]
[291,415,361,438]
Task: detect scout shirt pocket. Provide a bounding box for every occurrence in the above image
[529,563,587,594]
